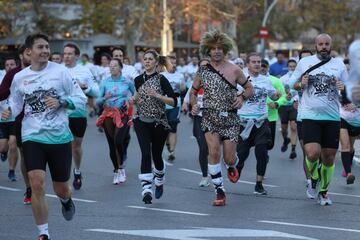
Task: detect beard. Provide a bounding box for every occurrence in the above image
[316,48,331,60]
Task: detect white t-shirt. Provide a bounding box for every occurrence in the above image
[161,71,184,109]
[238,74,276,119]
[289,55,348,121]
[280,71,298,106]
[341,105,360,127]
[122,64,138,81]
[346,40,360,103]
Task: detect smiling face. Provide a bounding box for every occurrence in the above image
[29,38,50,65]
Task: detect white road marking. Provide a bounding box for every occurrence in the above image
[178,168,279,187]
[45,194,97,203]
[0,186,21,192]
[85,227,318,240]
[259,220,360,233]
[329,192,360,198]
[127,205,209,216]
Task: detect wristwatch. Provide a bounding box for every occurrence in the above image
[59,99,66,108]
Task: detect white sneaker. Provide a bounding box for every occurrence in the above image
[318,192,332,206]
[117,169,127,183]
[306,178,318,199]
[199,177,210,187]
[113,172,119,185]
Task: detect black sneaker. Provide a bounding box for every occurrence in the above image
[155,185,163,199]
[73,170,82,190]
[38,234,50,240]
[23,187,32,205]
[289,151,297,159]
[281,138,290,152]
[254,184,267,195]
[143,192,152,204]
[8,170,17,182]
[213,188,226,206]
[1,152,7,162]
[61,198,75,221]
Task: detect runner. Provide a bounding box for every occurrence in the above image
[279,59,299,159]
[1,33,87,239]
[50,52,62,64]
[0,45,32,203]
[63,43,99,190]
[290,33,348,205]
[133,49,177,204]
[191,30,252,206]
[236,53,281,195]
[96,58,135,184]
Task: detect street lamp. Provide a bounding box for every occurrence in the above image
[260,0,278,58]
[161,0,173,56]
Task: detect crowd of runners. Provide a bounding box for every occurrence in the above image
[0,31,359,239]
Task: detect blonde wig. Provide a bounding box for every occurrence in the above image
[200,29,234,57]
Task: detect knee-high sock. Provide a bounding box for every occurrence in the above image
[319,164,335,193]
[208,163,224,191]
[139,173,153,196]
[153,166,165,187]
[306,157,319,180]
[341,152,352,174]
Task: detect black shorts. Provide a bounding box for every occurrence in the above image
[0,121,16,139]
[22,141,72,182]
[297,121,303,141]
[69,117,87,138]
[166,107,180,133]
[341,118,360,137]
[278,105,297,124]
[238,120,271,147]
[302,119,340,149]
[15,121,22,148]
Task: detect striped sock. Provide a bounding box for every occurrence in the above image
[208,163,224,191]
[138,173,153,196]
[153,166,165,187]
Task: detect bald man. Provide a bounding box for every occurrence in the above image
[289,33,348,206]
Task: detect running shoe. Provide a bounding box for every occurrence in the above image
[0,152,7,162]
[281,138,290,152]
[213,188,226,206]
[143,192,152,204]
[155,185,163,199]
[289,151,297,159]
[306,178,318,199]
[113,171,119,185]
[97,127,104,133]
[318,192,332,206]
[61,198,75,221]
[23,187,32,205]
[227,166,239,183]
[168,151,175,161]
[72,170,82,190]
[38,234,50,240]
[199,177,210,187]
[254,183,267,195]
[346,173,355,185]
[8,170,17,182]
[117,169,126,183]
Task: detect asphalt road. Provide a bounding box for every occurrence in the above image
[1,115,359,240]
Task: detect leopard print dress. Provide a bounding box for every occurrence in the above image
[199,64,240,142]
[134,73,170,129]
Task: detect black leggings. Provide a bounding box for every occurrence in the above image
[193,116,208,177]
[103,117,129,171]
[267,121,276,150]
[134,119,169,173]
[238,143,268,177]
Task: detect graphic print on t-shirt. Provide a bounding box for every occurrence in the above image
[24,87,59,120]
[247,86,268,110]
[308,72,338,101]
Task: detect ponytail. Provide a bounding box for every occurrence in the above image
[144,49,173,72]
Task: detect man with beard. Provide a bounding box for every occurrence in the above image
[190,30,253,206]
[290,33,348,206]
[0,45,32,203]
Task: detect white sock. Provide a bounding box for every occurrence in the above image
[74,168,81,175]
[37,223,49,237]
[59,197,69,204]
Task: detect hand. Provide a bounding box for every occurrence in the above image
[344,103,356,112]
[293,101,298,110]
[191,104,200,115]
[336,80,344,91]
[44,96,60,109]
[301,73,309,86]
[146,88,159,98]
[352,83,360,101]
[1,107,11,120]
[104,92,112,100]
[268,102,276,109]
[232,95,244,109]
[181,102,188,113]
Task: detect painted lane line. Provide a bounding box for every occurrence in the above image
[0,186,21,192]
[127,205,209,216]
[329,192,360,198]
[45,194,97,203]
[259,220,360,233]
[178,168,279,188]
